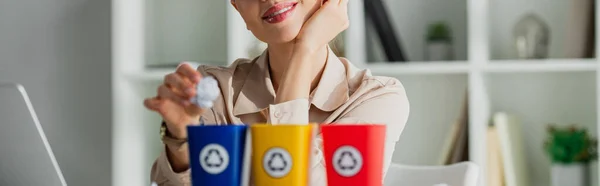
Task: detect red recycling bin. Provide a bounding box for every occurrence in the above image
[321,124,386,186]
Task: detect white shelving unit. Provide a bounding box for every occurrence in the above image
[112,0,600,186]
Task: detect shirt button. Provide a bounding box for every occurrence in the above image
[274,111,282,118]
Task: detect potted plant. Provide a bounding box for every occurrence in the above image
[425,21,453,61]
[544,124,597,186]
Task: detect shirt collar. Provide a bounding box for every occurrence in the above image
[232,47,350,116]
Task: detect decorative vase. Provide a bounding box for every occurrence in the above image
[551,163,588,186]
[425,41,453,61]
[513,13,550,59]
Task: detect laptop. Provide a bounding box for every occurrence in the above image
[0,82,67,186]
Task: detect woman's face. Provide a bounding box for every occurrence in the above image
[232,0,322,44]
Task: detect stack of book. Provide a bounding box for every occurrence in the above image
[486,112,530,186]
[439,93,469,165]
[438,94,530,186]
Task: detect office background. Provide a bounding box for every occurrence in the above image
[0,0,112,186]
[1,0,598,186]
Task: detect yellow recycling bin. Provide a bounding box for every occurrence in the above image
[250,124,316,186]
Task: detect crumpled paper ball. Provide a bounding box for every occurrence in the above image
[190,76,219,109]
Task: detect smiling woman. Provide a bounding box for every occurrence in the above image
[144,0,410,186]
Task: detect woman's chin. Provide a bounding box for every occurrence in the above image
[259,25,302,44]
[262,33,299,45]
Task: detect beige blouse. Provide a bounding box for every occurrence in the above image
[150,48,410,186]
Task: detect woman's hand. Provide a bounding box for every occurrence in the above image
[273,0,348,104]
[295,0,349,53]
[144,63,205,140]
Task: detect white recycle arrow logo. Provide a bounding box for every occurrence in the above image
[263,147,293,178]
[199,144,229,174]
[332,145,363,177]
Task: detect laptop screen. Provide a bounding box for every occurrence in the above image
[0,83,66,186]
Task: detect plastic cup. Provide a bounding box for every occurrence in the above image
[187,125,250,186]
[321,124,386,186]
[250,124,316,186]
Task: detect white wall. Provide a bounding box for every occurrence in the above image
[367,0,468,62]
[488,72,598,186]
[388,74,468,165]
[366,0,592,61]
[0,0,112,185]
[146,0,228,67]
[489,0,592,59]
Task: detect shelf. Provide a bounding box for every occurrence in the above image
[488,0,595,60]
[393,75,468,165]
[123,68,174,81]
[485,59,597,73]
[112,0,600,186]
[124,59,598,81]
[124,61,217,81]
[487,72,597,186]
[366,61,470,75]
[361,0,468,62]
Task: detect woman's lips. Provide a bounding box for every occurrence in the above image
[262,2,298,24]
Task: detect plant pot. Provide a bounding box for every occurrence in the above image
[551,163,589,186]
[425,41,453,61]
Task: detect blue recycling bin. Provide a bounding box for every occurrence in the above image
[187,125,249,186]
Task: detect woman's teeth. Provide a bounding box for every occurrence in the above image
[267,6,293,18]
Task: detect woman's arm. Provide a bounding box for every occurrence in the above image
[274,47,314,104]
[267,0,349,124]
[267,47,319,124]
[146,63,219,185]
[150,109,217,185]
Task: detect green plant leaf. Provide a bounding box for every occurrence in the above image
[426,21,451,42]
[544,124,597,164]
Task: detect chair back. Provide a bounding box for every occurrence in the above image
[383,162,479,186]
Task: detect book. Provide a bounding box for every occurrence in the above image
[486,125,505,186]
[493,112,530,186]
[440,92,469,165]
[438,116,461,165]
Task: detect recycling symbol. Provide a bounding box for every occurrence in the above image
[204,149,224,167]
[199,144,229,174]
[332,145,363,177]
[337,151,358,170]
[262,147,293,178]
[267,152,287,171]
